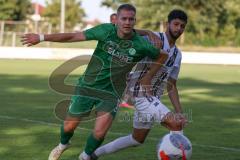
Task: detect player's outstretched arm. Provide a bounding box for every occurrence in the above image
[135,29,162,49]
[21,32,86,47]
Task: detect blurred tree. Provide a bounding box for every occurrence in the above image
[0,0,32,21]
[101,0,132,10]
[43,0,85,31]
[102,0,240,46]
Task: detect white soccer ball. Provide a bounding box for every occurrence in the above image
[157,132,192,160]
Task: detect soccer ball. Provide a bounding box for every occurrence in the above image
[157,132,192,160]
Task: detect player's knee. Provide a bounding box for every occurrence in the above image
[64,125,75,132]
[134,138,145,144]
[129,135,142,147]
[132,134,146,144]
[64,121,78,132]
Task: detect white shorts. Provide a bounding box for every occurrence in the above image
[133,96,170,129]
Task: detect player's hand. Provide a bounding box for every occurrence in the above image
[175,113,188,127]
[147,32,163,49]
[162,112,188,131]
[21,33,41,47]
[135,29,163,49]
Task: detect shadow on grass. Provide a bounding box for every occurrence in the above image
[0,74,240,159]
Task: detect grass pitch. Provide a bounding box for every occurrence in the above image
[0,59,239,160]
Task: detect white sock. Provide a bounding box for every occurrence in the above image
[59,143,69,150]
[94,134,141,157]
[80,151,90,160]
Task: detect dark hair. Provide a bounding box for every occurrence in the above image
[117,4,136,14]
[110,13,117,18]
[168,9,188,23]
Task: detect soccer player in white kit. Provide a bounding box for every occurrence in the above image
[90,9,188,159]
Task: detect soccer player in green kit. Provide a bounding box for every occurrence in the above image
[21,4,169,160]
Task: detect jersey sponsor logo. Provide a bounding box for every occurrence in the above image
[119,40,133,49]
[103,40,134,62]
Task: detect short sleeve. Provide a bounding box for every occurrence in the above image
[83,23,114,41]
[139,35,160,60]
[145,41,160,59]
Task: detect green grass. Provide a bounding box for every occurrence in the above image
[0,59,240,160]
[2,34,240,52]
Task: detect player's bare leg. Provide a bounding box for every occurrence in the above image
[132,128,150,143]
[91,128,146,159]
[91,112,186,160]
[79,112,114,160]
[48,116,81,160]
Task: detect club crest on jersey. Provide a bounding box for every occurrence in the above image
[129,48,136,56]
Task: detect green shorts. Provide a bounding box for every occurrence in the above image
[67,86,119,118]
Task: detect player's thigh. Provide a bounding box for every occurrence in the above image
[93,96,119,136]
[68,95,96,117]
[135,96,170,122]
[133,96,171,133]
[93,112,114,138]
[95,97,119,118]
[133,97,155,130]
[63,116,81,131]
[133,109,154,130]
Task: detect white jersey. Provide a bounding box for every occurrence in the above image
[127,32,182,99]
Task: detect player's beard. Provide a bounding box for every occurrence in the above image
[169,28,181,40]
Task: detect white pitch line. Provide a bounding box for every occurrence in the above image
[1,115,240,152]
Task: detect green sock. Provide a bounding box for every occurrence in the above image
[84,133,104,155]
[60,124,74,145]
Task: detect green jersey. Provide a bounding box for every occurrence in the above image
[80,23,160,97]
